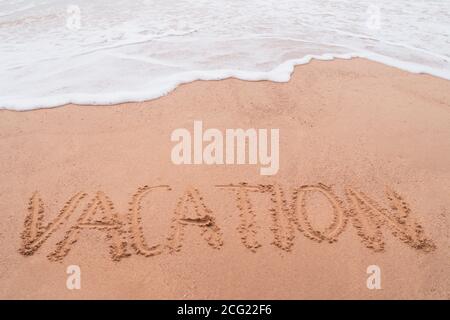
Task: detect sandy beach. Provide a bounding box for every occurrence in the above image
[0,58,449,299]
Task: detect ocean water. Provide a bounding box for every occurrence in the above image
[0,0,449,110]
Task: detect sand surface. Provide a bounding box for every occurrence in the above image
[0,58,449,299]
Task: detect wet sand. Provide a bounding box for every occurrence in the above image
[0,58,449,299]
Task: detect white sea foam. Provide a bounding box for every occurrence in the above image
[0,0,449,110]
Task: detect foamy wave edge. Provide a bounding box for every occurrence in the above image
[2,51,449,111]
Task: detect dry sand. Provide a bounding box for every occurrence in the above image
[0,58,449,299]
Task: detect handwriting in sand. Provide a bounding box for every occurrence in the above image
[19,183,436,262]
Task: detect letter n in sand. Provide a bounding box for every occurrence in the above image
[345,187,436,252]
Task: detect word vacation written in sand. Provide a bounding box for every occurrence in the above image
[19,182,436,262]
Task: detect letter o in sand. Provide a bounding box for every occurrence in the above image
[295,184,347,243]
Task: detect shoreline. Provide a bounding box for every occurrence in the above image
[1,58,449,299]
[2,55,450,112]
